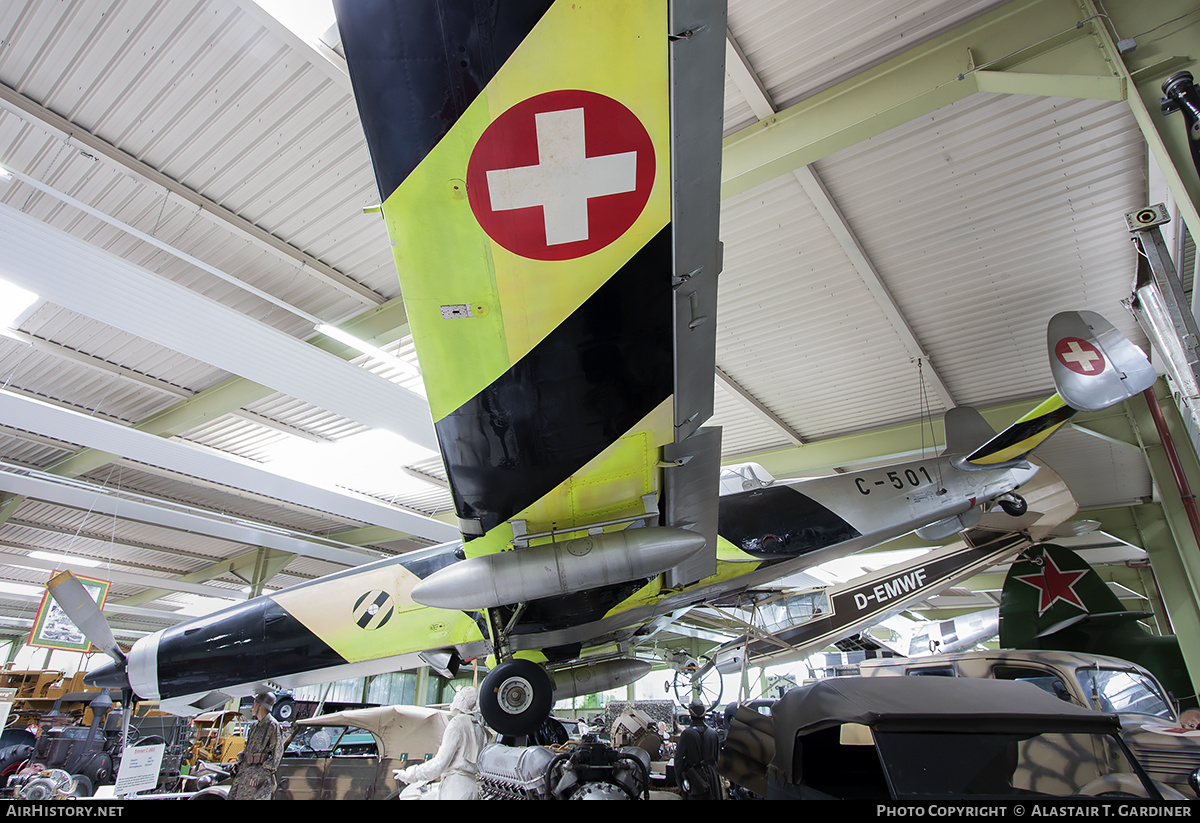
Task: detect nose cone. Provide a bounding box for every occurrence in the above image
[84,659,128,690]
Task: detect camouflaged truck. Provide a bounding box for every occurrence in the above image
[272,705,449,800]
[766,676,1186,800]
[859,649,1200,797]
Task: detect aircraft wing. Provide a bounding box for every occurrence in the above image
[706,459,1080,671]
[336,1,727,590]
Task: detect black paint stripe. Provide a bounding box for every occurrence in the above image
[156,599,346,699]
[718,485,861,560]
[436,226,676,539]
[334,0,554,202]
[967,403,1077,463]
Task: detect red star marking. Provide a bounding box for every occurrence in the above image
[466,90,655,261]
[1015,554,1089,615]
[1055,337,1106,376]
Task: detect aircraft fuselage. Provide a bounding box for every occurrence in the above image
[90,453,1035,715]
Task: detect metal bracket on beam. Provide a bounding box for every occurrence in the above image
[1123,205,1200,406]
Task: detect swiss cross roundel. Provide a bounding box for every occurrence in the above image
[1055,337,1106,376]
[466,90,655,261]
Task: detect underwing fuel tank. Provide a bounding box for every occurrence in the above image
[551,659,653,700]
[410,527,706,610]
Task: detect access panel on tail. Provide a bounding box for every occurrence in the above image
[1000,544,1197,708]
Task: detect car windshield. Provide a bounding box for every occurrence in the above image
[285,725,347,756]
[1074,668,1175,720]
[873,729,1155,799]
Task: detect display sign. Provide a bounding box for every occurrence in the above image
[114,742,164,796]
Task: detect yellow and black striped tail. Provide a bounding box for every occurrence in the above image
[962,311,1155,467]
[336,1,727,560]
[962,395,1076,467]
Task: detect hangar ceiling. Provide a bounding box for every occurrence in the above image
[0,0,1196,663]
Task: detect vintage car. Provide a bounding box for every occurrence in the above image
[859,649,1200,795]
[763,676,1186,800]
[273,705,449,800]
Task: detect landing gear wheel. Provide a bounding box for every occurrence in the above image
[672,657,723,709]
[273,698,296,723]
[998,494,1028,517]
[479,659,554,737]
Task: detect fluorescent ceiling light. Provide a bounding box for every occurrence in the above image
[29,551,102,568]
[263,429,440,495]
[316,323,422,380]
[0,581,43,598]
[0,277,39,329]
[0,164,11,181]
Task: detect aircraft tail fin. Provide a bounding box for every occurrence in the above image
[960,312,1155,467]
[335,0,727,564]
[999,543,1196,706]
[942,407,997,457]
[999,544,1130,650]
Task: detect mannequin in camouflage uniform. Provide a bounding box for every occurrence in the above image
[228,692,284,800]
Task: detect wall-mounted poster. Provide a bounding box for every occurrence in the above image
[29,573,110,652]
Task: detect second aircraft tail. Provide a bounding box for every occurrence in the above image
[958,312,1155,467]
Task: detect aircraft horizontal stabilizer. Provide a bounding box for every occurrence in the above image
[1048,311,1156,413]
[1035,610,1155,640]
[962,312,1153,467]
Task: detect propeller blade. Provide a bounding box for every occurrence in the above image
[46,570,124,664]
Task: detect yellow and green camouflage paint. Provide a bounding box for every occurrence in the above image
[379,1,675,555]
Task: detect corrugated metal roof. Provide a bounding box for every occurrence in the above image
[0,0,1186,651]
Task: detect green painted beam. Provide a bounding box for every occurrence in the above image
[731,396,1042,476]
[1081,0,1200,242]
[1126,385,1200,695]
[721,0,1200,238]
[117,547,296,608]
[972,70,1123,101]
[720,0,1119,199]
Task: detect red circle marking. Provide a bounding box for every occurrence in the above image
[467,90,655,261]
[1054,337,1106,376]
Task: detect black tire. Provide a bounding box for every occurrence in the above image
[68,775,94,799]
[479,659,554,736]
[0,743,32,775]
[273,699,296,723]
[0,730,36,751]
[529,716,568,746]
[999,495,1027,517]
[84,752,113,788]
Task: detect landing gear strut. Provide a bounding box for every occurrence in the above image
[997,493,1028,517]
